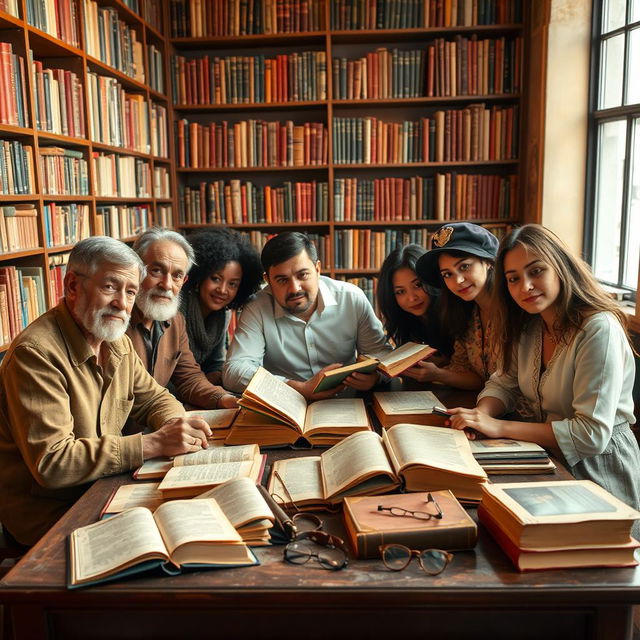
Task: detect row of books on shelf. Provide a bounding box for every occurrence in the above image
[31,59,85,138]
[0,43,29,128]
[334,172,516,221]
[170,0,325,37]
[147,43,164,95]
[337,275,376,306]
[48,251,69,308]
[119,0,164,32]
[333,106,518,165]
[154,166,171,199]
[156,204,173,229]
[44,203,90,248]
[176,119,328,168]
[0,205,38,254]
[0,264,46,347]
[172,50,327,106]
[92,153,152,198]
[0,0,18,18]
[1,139,35,195]
[235,230,329,263]
[40,147,89,196]
[26,0,79,48]
[83,0,145,84]
[87,73,168,155]
[179,179,329,225]
[333,36,522,100]
[331,0,523,29]
[95,204,151,239]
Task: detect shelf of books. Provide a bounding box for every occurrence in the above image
[168,0,537,290]
[0,0,174,352]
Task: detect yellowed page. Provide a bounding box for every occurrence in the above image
[158,461,257,493]
[105,483,164,514]
[134,458,173,479]
[375,341,429,367]
[71,508,167,583]
[384,423,486,478]
[195,477,273,529]
[303,397,369,431]
[243,367,307,428]
[154,499,241,556]
[173,444,259,467]
[320,430,394,498]
[374,390,441,414]
[185,408,238,430]
[269,457,323,503]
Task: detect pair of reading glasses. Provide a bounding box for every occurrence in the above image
[379,545,453,575]
[270,470,323,537]
[377,492,443,521]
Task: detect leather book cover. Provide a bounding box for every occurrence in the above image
[343,490,477,559]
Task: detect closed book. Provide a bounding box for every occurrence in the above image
[372,390,448,428]
[479,505,639,572]
[343,490,477,559]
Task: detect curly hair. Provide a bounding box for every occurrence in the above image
[183,228,263,309]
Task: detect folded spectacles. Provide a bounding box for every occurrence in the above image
[285,530,349,571]
[377,492,443,521]
[379,544,453,575]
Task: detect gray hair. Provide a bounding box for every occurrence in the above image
[132,227,196,272]
[66,237,145,294]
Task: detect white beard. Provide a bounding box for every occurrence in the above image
[136,287,181,322]
[76,297,130,342]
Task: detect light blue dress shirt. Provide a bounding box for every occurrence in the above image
[222,276,391,393]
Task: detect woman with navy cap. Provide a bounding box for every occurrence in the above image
[413,222,499,390]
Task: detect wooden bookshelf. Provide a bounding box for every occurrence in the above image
[167,0,547,279]
[0,0,174,352]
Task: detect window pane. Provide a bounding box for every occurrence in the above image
[600,34,625,109]
[624,118,640,288]
[628,28,640,104]
[593,120,627,284]
[603,0,627,32]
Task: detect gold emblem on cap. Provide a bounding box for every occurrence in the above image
[433,226,454,248]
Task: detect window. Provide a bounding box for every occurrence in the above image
[586,0,640,298]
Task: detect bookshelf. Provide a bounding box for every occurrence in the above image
[167,0,547,302]
[0,0,174,352]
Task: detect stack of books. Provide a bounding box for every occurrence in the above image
[479,480,640,571]
[469,438,556,475]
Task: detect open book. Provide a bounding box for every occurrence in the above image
[68,499,258,589]
[372,390,448,428]
[267,424,487,509]
[186,407,239,442]
[228,367,371,447]
[134,443,263,481]
[479,480,640,549]
[313,342,437,393]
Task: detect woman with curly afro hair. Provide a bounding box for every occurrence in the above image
[180,228,263,382]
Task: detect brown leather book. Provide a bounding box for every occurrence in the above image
[343,490,477,559]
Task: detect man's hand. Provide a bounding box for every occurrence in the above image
[142,416,213,459]
[287,363,345,401]
[217,394,239,409]
[343,370,378,391]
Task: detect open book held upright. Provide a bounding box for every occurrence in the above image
[68,499,258,589]
[313,342,437,393]
[226,366,371,447]
[267,423,487,509]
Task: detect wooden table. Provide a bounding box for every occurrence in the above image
[2,386,640,640]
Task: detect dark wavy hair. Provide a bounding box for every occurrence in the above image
[437,249,495,339]
[377,244,431,344]
[492,224,634,370]
[183,228,263,309]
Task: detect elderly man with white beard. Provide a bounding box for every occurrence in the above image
[0,236,215,547]
[127,228,237,410]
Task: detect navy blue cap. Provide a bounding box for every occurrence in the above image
[416,222,499,287]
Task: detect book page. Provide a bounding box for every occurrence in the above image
[185,408,238,430]
[385,423,485,477]
[469,438,545,455]
[71,508,168,583]
[375,390,441,414]
[135,458,173,478]
[243,367,307,428]
[173,444,259,467]
[104,483,164,514]
[376,342,430,366]
[159,461,257,491]
[195,477,274,528]
[320,431,394,498]
[304,398,369,431]
[269,457,324,503]
[154,499,241,556]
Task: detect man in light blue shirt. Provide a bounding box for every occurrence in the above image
[222,232,391,399]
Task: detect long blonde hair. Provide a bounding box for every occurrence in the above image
[491,224,633,371]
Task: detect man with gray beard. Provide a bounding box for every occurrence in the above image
[0,237,214,546]
[128,228,237,410]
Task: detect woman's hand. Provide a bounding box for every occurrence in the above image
[401,360,441,382]
[447,407,505,440]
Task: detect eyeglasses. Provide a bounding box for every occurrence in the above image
[377,492,443,521]
[270,470,324,537]
[379,544,453,575]
[285,530,349,571]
